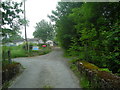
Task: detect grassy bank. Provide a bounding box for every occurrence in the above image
[70,64,90,88]
[2,45,52,59]
[26,47,52,57]
[3,46,27,58]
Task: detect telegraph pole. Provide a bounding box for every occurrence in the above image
[24,0,29,52]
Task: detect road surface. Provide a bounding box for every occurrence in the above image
[10,47,80,88]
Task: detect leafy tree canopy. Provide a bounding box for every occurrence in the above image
[49,2,120,74]
[1,0,25,44]
[33,20,54,43]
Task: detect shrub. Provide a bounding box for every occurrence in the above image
[22,42,34,50]
[2,61,21,84]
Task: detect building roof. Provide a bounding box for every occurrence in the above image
[28,38,39,41]
[13,39,25,43]
[13,38,39,43]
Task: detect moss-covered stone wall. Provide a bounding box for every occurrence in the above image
[77,61,120,88]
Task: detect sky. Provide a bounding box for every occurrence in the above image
[18,0,60,38]
[4,0,118,39]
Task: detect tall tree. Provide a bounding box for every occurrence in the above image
[33,20,54,43]
[48,2,82,49]
[69,2,120,73]
[1,0,24,44]
[49,2,120,74]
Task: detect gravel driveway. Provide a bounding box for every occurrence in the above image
[9,47,80,88]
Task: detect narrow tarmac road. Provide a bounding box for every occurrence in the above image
[10,47,80,88]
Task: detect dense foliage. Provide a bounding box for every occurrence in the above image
[49,2,120,74]
[1,0,24,44]
[33,20,54,43]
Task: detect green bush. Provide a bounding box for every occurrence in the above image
[51,2,120,74]
[22,42,34,50]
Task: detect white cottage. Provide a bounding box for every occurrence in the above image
[46,40,54,46]
[13,38,53,46]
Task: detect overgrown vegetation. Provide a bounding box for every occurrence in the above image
[49,2,120,75]
[2,44,52,59]
[70,64,90,88]
[70,60,120,88]
[2,60,22,88]
[3,45,27,58]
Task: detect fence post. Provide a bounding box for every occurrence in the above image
[8,50,11,64]
[2,50,5,61]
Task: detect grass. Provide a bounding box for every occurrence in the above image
[79,74,90,88]
[2,60,17,67]
[11,49,27,58]
[69,60,114,89]
[99,68,112,73]
[2,45,52,59]
[3,46,27,58]
[69,57,111,72]
[1,81,10,90]
[70,64,90,88]
[27,47,51,57]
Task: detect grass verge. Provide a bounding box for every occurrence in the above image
[2,46,52,58]
[70,64,90,88]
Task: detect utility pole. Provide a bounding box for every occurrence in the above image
[24,0,29,52]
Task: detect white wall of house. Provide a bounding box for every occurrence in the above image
[46,40,53,46]
[6,42,15,46]
[33,41,38,44]
[13,39,54,46]
[16,41,24,46]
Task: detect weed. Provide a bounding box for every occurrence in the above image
[70,64,90,88]
[99,68,112,73]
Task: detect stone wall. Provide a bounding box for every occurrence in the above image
[76,61,120,88]
[2,63,22,84]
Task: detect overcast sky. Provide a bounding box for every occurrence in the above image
[5,0,118,39]
[24,0,118,38]
[17,0,60,38]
